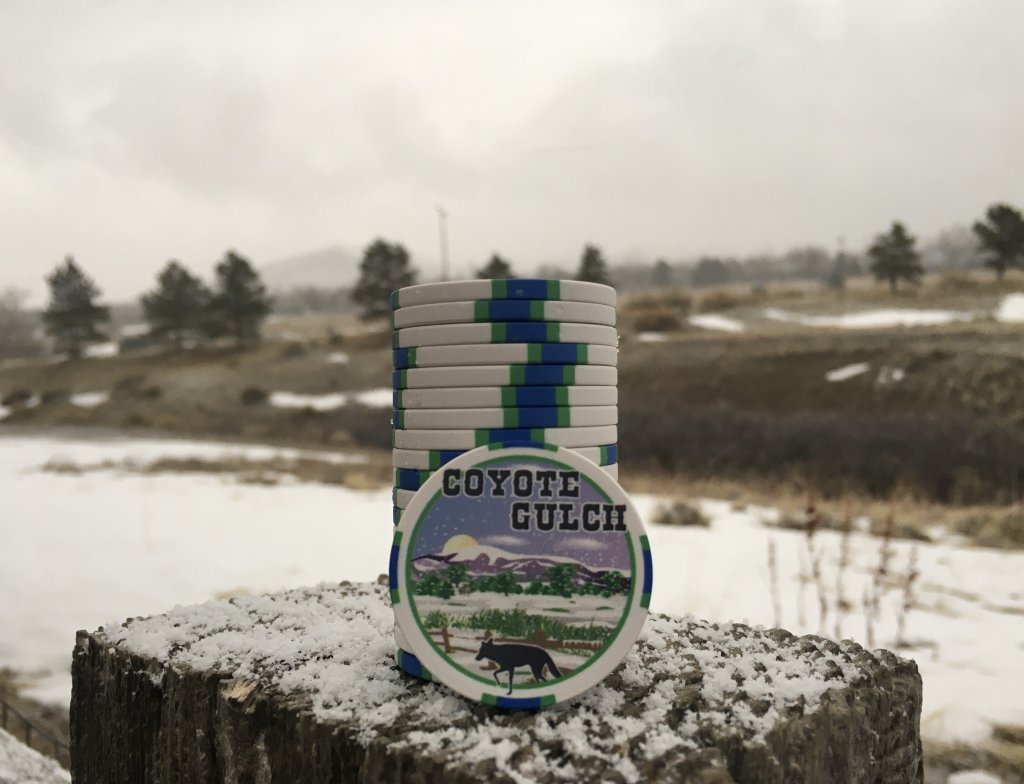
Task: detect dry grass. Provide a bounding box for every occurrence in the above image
[38,453,394,491]
[620,267,1024,320]
[620,469,1023,549]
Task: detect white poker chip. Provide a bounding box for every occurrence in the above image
[388,444,650,708]
[392,279,616,309]
[393,364,618,389]
[395,385,617,409]
[393,343,618,369]
[393,406,617,430]
[391,444,619,470]
[393,300,616,329]
[393,462,620,507]
[393,487,415,507]
[393,322,618,349]
[395,623,412,652]
[393,425,618,451]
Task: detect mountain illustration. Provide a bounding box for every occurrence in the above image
[411,544,626,586]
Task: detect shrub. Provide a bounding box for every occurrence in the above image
[935,271,980,293]
[698,290,746,312]
[325,329,344,347]
[618,403,1024,505]
[953,508,1024,549]
[1,388,33,406]
[240,386,268,405]
[622,290,692,315]
[652,501,709,527]
[115,374,147,390]
[40,389,67,405]
[631,307,683,333]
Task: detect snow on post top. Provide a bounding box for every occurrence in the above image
[94,580,909,783]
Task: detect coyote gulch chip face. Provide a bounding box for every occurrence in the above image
[390,444,651,709]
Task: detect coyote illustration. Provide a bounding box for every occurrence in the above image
[475,637,563,694]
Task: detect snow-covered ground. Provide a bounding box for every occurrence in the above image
[0,434,389,704]
[68,391,109,409]
[0,729,69,784]
[269,388,391,411]
[631,496,1024,745]
[82,342,118,359]
[763,306,976,329]
[688,313,745,333]
[996,293,1024,323]
[824,362,871,382]
[0,434,1022,750]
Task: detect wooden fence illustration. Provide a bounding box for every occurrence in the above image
[428,627,605,656]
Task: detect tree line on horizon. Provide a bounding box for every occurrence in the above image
[6,201,1023,359]
[40,251,272,359]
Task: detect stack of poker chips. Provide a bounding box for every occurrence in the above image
[390,278,618,677]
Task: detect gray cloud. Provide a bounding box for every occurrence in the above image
[0,0,1022,301]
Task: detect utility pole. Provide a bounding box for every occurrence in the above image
[436,205,450,281]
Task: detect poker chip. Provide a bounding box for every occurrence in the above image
[391,279,616,309]
[392,443,618,470]
[392,364,618,389]
[393,322,618,349]
[393,425,618,450]
[393,299,616,329]
[389,281,633,703]
[393,405,618,430]
[388,443,650,707]
[394,385,617,409]
[395,646,433,681]
[393,343,617,369]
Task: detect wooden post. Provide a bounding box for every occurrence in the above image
[70,581,924,783]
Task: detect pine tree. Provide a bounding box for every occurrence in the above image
[576,244,612,286]
[477,253,514,279]
[867,222,923,293]
[691,257,732,288]
[972,203,1024,280]
[140,261,211,348]
[208,251,272,346]
[651,259,672,286]
[42,256,110,359]
[352,239,416,319]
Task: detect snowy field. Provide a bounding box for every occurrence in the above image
[0,728,69,784]
[631,497,1024,745]
[762,306,978,329]
[0,434,1022,751]
[0,434,392,704]
[631,293,1023,338]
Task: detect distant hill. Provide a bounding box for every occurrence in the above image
[261,245,361,291]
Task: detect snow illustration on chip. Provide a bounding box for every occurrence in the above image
[401,452,638,695]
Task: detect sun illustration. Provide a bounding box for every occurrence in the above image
[441,534,479,555]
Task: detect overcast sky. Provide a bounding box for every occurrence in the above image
[2,0,1022,302]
